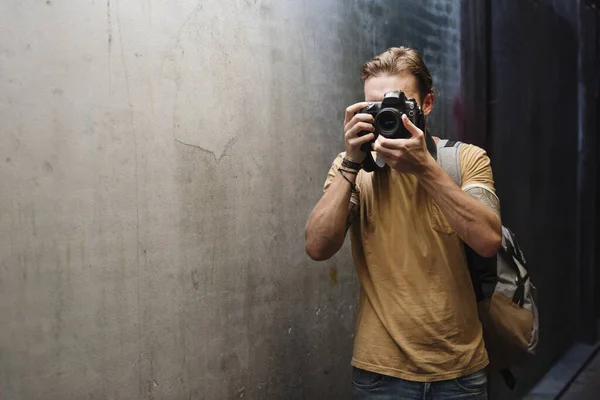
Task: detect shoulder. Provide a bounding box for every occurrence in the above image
[454,142,496,193]
[458,142,488,159]
[457,142,493,173]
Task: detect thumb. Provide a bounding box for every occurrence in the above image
[402,114,423,138]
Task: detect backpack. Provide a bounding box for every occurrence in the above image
[436,139,539,390]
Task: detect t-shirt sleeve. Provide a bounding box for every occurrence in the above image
[323,152,360,206]
[459,144,495,191]
[459,144,500,217]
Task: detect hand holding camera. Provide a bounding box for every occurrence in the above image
[343,102,376,164]
[373,114,433,175]
[352,91,433,173]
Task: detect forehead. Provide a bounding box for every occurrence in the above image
[363,73,419,102]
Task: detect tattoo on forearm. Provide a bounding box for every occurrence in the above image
[465,187,501,218]
[346,203,358,231]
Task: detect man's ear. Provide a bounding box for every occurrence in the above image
[422,92,435,116]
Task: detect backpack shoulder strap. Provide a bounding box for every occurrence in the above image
[436,139,463,187]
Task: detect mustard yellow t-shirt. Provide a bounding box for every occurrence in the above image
[323,144,496,382]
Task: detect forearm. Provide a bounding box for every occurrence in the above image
[418,158,502,257]
[305,172,356,261]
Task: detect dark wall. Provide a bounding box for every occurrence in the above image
[475,0,597,398]
[577,0,600,345]
[344,1,599,398]
[349,2,598,399]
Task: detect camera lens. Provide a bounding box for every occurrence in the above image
[380,114,397,129]
[376,109,401,135]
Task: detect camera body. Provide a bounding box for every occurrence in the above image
[356,90,425,153]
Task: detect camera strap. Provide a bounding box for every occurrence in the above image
[361,152,386,172]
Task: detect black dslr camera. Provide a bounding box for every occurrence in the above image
[357,90,425,147]
[356,90,428,171]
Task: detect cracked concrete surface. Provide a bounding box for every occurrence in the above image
[0,1,461,399]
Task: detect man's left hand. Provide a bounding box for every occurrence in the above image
[372,114,435,175]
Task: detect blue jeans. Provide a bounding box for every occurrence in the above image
[352,367,488,400]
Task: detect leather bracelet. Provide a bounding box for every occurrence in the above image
[342,158,362,171]
[338,169,358,193]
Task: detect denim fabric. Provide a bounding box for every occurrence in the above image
[352,367,488,400]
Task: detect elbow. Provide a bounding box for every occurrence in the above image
[305,231,338,261]
[305,241,333,261]
[478,231,502,258]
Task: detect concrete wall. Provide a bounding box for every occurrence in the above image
[0,1,460,399]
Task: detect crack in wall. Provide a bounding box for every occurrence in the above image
[174,136,238,162]
[165,0,257,161]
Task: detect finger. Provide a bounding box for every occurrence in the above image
[377,136,423,151]
[345,112,374,136]
[348,132,375,147]
[346,121,375,140]
[344,113,375,132]
[376,136,406,150]
[402,114,423,138]
[373,138,400,159]
[344,102,370,125]
[374,150,395,168]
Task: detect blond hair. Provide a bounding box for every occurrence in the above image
[360,46,434,102]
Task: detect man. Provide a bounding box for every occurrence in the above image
[305,47,502,399]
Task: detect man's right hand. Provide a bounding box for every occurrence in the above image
[344,102,375,163]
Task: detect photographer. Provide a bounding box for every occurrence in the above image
[305,47,502,399]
